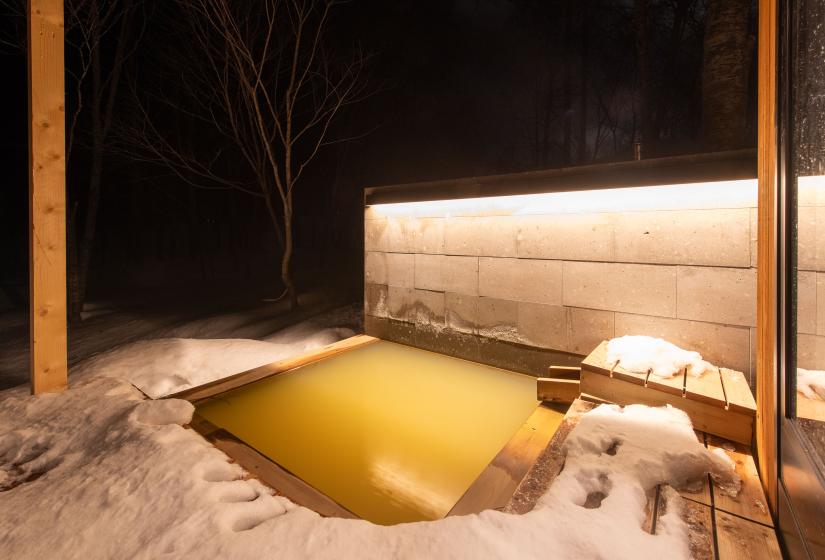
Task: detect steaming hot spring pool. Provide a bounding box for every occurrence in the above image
[188,338,566,525]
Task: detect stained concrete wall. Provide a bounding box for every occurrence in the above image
[364,182,763,384]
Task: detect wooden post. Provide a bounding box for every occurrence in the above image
[756,0,778,511]
[28,0,68,394]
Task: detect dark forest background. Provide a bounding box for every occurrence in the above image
[0,0,757,319]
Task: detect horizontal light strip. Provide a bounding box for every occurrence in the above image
[367,179,758,218]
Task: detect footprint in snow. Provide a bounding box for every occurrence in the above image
[0,432,61,492]
[130,399,194,426]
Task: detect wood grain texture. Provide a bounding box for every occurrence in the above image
[537,378,580,404]
[685,369,727,406]
[645,368,686,396]
[716,510,782,559]
[721,367,757,414]
[28,0,67,394]
[206,429,358,519]
[448,403,566,516]
[581,369,754,444]
[706,435,773,526]
[504,398,596,514]
[756,0,778,512]
[546,365,581,380]
[170,335,379,402]
[656,488,715,560]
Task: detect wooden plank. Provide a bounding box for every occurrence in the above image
[756,0,778,513]
[205,428,359,520]
[546,365,581,380]
[680,431,712,506]
[581,369,754,444]
[537,378,580,404]
[646,368,686,396]
[449,403,566,516]
[720,368,757,415]
[685,368,727,407]
[505,399,596,514]
[655,487,714,560]
[706,435,773,526]
[715,510,782,560]
[581,340,648,385]
[28,0,67,395]
[188,412,220,437]
[643,485,659,534]
[169,335,379,402]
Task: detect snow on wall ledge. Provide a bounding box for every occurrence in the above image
[364,178,763,386]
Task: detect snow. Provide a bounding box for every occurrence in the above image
[0,332,739,559]
[74,327,355,399]
[798,368,825,400]
[606,335,713,378]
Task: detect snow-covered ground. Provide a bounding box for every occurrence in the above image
[0,292,357,390]
[0,323,740,559]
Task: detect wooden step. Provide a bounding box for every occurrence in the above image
[580,341,756,444]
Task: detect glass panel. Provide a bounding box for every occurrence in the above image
[791,0,825,463]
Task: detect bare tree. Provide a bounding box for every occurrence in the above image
[2,0,141,322]
[701,0,752,150]
[66,0,141,323]
[120,0,371,309]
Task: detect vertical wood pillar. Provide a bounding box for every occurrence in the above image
[756,0,778,512]
[28,0,68,394]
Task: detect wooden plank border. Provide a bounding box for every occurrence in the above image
[448,402,567,516]
[167,334,379,402]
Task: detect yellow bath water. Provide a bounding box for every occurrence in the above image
[196,340,552,525]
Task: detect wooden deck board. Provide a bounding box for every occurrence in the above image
[655,486,715,560]
[715,510,782,560]
[706,435,773,527]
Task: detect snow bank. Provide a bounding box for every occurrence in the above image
[73,327,355,399]
[0,346,737,560]
[798,368,825,400]
[606,335,713,378]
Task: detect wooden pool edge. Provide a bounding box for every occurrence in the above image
[179,334,573,523]
[167,334,380,403]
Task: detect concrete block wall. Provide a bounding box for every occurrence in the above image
[796,177,825,371]
[364,183,761,385]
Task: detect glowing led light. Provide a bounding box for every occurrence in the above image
[367,179,758,218]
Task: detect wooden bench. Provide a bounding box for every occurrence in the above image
[578,340,757,444]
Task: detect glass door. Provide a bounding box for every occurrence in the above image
[778,0,825,557]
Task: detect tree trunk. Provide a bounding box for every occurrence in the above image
[281,194,298,310]
[67,210,83,324]
[634,0,652,154]
[701,0,750,150]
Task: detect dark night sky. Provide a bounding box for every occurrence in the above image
[0,0,757,309]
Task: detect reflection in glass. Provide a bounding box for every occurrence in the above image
[792,2,825,462]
